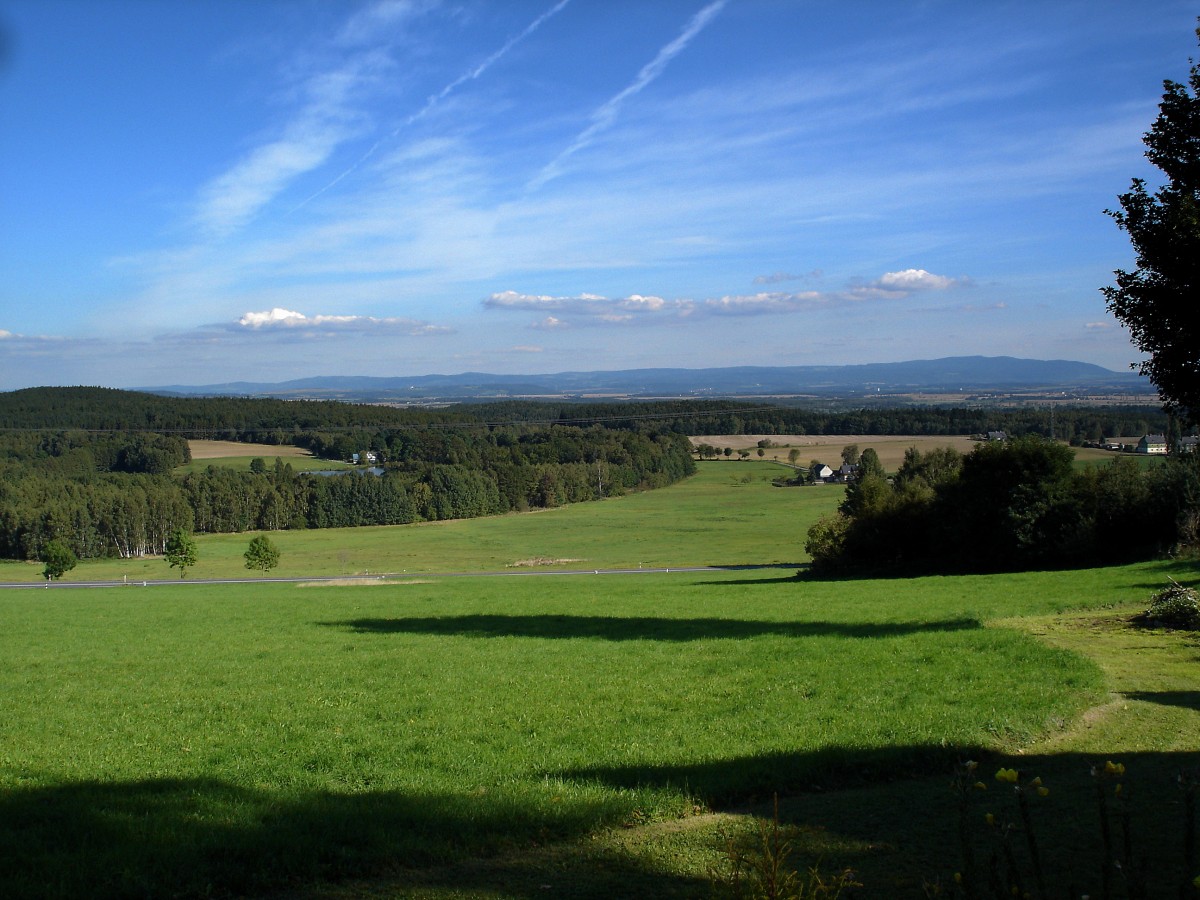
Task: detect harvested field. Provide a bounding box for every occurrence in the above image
[188,440,314,460]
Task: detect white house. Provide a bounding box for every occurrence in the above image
[1137,434,1168,454]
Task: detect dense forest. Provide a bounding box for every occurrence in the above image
[0,386,1173,443]
[805,436,1200,576]
[0,423,694,561]
[0,386,1180,563]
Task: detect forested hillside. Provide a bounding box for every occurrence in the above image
[0,387,1177,564]
[0,390,696,562]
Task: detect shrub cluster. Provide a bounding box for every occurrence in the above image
[1138,581,1200,630]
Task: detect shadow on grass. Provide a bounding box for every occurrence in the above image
[1125,689,1200,711]
[0,776,693,900]
[319,613,981,642]
[6,747,1199,900]
[692,574,802,586]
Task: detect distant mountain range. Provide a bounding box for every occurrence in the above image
[140,356,1152,402]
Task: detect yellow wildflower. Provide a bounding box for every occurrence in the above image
[995,767,1019,783]
[1115,783,1123,796]
[1037,786,1050,797]
[1104,760,1125,776]
[1030,776,1042,787]
[985,812,995,826]
[974,781,988,791]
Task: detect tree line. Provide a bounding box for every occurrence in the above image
[0,387,1172,447]
[805,437,1200,576]
[0,420,695,562]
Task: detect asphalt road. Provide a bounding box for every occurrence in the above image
[0,564,799,590]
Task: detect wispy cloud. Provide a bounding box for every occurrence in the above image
[194,41,400,238]
[295,0,573,210]
[337,0,433,46]
[753,270,823,285]
[529,0,726,189]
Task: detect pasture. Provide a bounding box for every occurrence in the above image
[1,460,1198,898]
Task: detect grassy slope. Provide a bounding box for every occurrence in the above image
[0,461,832,583]
[1,460,1197,898]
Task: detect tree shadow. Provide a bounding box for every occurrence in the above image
[0,776,706,900]
[1124,689,1200,711]
[549,746,1200,898]
[5,746,1199,899]
[692,574,802,586]
[318,613,981,642]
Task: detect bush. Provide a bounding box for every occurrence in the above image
[1137,581,1200,630]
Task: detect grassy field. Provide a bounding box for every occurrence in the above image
[691,434,982,470]
[0,462,836,583]
[1,460,1198,898]
[177,440,353,475]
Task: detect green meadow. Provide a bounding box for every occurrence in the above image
[1,461,1198,898]
[0,461,835,583]
[173,454,356,475]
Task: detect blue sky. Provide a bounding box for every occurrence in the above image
[0,0,1194,390]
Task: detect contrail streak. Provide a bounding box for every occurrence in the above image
[529,0,727,190]
[291,0,573,213]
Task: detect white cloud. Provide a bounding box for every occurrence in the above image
[486,290,694,325]
[1085,321,1111,330]
[237,307,450,335]
[0,329,13,339]
[874,268,967,291]
[488,268,970,326]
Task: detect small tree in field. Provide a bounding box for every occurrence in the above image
[41,540,77,582]
[164,528,197,579]
[244,535,280,574]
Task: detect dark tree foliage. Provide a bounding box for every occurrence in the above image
[0,393,698,561]
[1103,23,1200,425]
[806,437,1200,576]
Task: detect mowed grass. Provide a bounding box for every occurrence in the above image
[2,459,1198,897]
[0,461,833,583]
